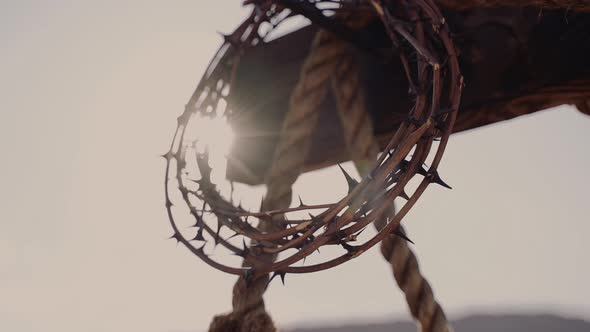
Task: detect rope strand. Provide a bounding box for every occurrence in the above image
[331,41,452,332]
[209,27,350,332]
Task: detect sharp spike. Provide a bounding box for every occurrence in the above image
[169,232,182,244]
[417,164,428,176]
[226,232,240,241]
[338,164,359,194]
[429,171,452,189]
[393,227,414,244]
[192,229,205,242]
[355,226,368,237]
[161,151,175,161]
[399,190,410,200]
[218,32,240,47]
[232,243,249,258]
[298,195,305,207]
[269,271,287,286]
[241,239,252,257]
[196,243,206,255]
[341,242,357,253]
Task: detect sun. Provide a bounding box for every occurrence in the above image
[184,114,235,183]
[191,114,234,154]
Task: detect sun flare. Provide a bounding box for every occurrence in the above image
[184,114,235,183]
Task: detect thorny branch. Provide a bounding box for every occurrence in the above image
[164,0,463,283]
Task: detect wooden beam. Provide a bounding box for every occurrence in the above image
[226,7,590,185]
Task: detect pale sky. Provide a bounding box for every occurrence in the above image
[1,1,589,332]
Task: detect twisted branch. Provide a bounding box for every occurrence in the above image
[164,0,462,319]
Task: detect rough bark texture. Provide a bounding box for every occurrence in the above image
[226,7,590,185]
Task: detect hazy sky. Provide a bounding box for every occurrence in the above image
[1,1,589,332]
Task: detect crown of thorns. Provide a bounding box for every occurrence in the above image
[164,0,462,284]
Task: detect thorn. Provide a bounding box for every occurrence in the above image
[308,213,323,224]
[269,271,287,286]
[218,32,240,47]
[196,243,206,255]
[393,227,414,244]
[338,164,359,194]
[355,227,368,237]
[165,199,173,209]
[399,190,410,200]
[428,171,452,189]
[235,239,252,258]
[298,195,305,207]
[399,159,409,169]
[226,232,240,241]
[192,229,205,241]
[169,232,182,244]
[417,164,428,176]
[161,150,175,161]
[341,242,357,253]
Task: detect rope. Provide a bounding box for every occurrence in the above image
[209,27,350,332]
[331,42,452,332]
[211,8,453,331]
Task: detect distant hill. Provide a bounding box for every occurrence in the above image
[287,314,590,332]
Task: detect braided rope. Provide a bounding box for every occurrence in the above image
[331,43,452,332]
[209,28,351,332]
